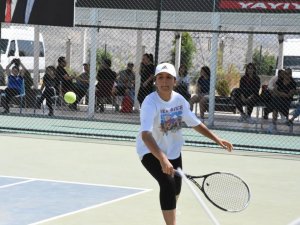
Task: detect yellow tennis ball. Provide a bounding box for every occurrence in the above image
[64,91,76,104]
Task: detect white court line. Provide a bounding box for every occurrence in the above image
[0,175,152,224]
[0,179,34,189]
[28,189,151,225]
[0,175,149,191]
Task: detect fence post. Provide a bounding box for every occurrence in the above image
[134,29,144,111]
[208,13,220,127]
[175,32,182,75]
[87,9,98,118]
[33,26,40,89]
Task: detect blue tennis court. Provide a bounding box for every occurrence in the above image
[0,176,148,225]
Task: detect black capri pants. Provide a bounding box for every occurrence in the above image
[141,153,182,210]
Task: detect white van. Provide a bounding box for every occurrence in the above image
[0,26,45,73]
[277,38,300,83]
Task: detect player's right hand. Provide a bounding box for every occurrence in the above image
[160,157,174,176]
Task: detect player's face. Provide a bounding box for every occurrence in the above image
[11,68,19,76]
[155,72,176,93]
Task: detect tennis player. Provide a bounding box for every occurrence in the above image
[136,62,233,225]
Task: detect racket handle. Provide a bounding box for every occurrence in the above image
[177,168,221,225]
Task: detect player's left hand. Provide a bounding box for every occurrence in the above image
[218,139,233,152]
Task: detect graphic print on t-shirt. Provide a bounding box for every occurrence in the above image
[160,105,183,135]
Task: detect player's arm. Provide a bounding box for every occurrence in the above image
[5,60,14,75]
[142,131,173,175]
[193,123,233,152]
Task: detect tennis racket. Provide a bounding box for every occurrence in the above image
[176,169,251,212]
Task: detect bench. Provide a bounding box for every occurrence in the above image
[194,96,237,116]
[255,94,300,133]
[214,96,237,113]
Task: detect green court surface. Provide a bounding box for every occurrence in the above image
[0,133,299,225]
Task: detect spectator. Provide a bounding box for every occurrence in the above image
[263,69,286,119]
[112,62,135,111]
[36,66,58,116]
[56,56,74,95]
[0,64,5,86]
[137,53,155,106]
[95,58,117,112]
[20,66,34,108]
[71,63,90,110]
[174,64,191,101]
[287,105,300,126]
[1,58,25,114]
[268,69,297,133]
[233,63,260,123]
[286,77,300,127]
[189,66,211,121]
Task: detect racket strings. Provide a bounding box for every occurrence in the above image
[202,173,250,212]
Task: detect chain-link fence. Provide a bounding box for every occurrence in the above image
[0,1,299,153]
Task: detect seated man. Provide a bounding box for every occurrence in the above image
[174,64,191,101]
[268,69,297,132]
[233,63,260,123]
[262,69,285,119]
[95,59,117,112]
[36,66,58,116]
[111,62,135,111]
[1,59,26,114]
[71,63,90,110]
[189,66,210,121]
[287,104,300,126]
[287,82,300,126]
[56,56,75,95]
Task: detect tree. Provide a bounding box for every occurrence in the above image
[88,48,113,71]
[252,48,276,76]
[171,32,196,71]
[216,49,240,96]
[96,48,112,70]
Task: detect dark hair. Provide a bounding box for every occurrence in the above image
[278,69,285,80]
[148,53,154,63]
[46,65,56,72]
[143,53,154,64]
[102,58,111,67]
[245,63,257,76]
[58,56,66,64]
[127,62,134,67]
[12,65,19,72]
[201,66,210,77]
[285,68,292,76]
[179,64,188,77]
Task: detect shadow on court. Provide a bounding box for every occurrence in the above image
[0,133,299,225]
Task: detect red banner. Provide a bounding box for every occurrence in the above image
[219,0,300,11]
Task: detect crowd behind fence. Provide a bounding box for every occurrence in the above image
[0,4,299,153]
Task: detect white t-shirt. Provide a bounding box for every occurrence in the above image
[268,76,278,91]
[136,91,201,160]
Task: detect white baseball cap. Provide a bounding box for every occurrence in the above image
[155,63,176,78]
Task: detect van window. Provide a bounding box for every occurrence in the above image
[0,39,8,54]
[8,40,16,57]
[17,40,45,57]
[283,56,300,70]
